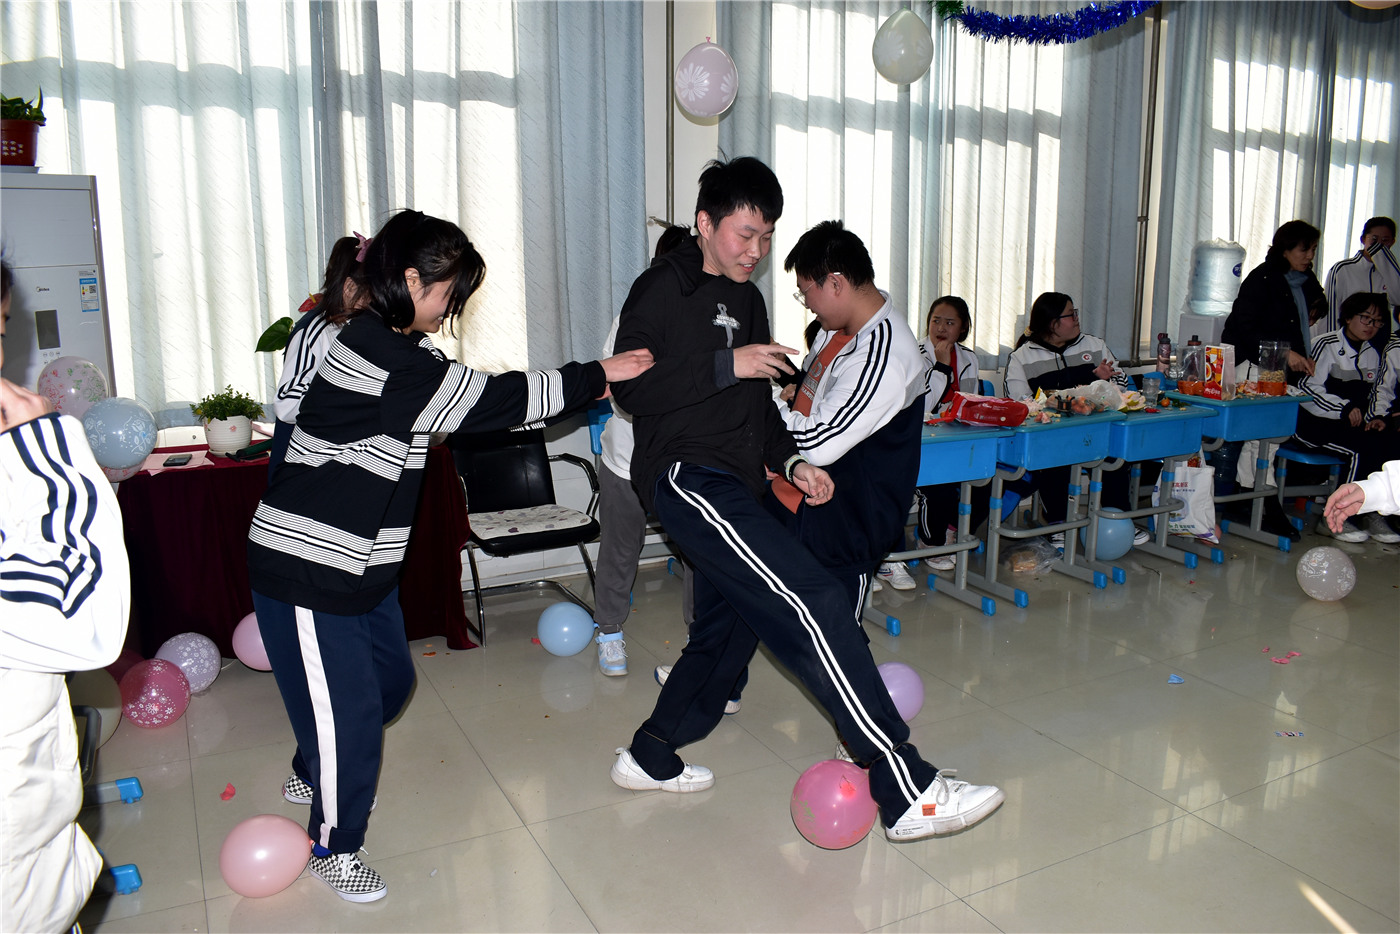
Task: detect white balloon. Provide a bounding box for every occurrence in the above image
[872,9,934,85]
[1295,546,1357,602]
[674,41,739,119]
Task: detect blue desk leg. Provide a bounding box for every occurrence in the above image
[963,472,1032,608]
[1204,437,1293,553]
[872,479,1001,619]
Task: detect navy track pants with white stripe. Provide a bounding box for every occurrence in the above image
[629,464,936,826]
[251,587,415,853]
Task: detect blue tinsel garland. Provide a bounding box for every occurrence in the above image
[954,1,1159,45]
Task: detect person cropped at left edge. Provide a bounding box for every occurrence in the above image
[246,210,652,903]
[2,257,131,932]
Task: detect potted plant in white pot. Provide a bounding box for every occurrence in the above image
[190,386,263,456]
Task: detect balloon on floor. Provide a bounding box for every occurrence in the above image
[790,759,877,849]
[877,661,925,722]
[156,632,223,693]
[119,658,191,728]
[232,612,273,671]
[219,814,313,898]
[537,602,594,656]
[1295,546,1356,602]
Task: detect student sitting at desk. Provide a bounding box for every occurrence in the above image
[1296,291,1400,544]
[914,295,989,570]
[1004,292,1152,549]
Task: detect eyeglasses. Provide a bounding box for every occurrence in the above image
[793,272,840,308]
[1356,315,1385,327]
[1057,308,1080,321]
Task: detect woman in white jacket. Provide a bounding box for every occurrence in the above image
[915,296,984,570]
[2,261,130,932]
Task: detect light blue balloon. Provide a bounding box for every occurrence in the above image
[537,603,595,657]
[83,397,158,470]
[1079,512,1135,561]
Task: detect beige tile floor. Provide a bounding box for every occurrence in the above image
[77,528,1398,933]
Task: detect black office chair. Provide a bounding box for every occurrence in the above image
[446,428,600,645]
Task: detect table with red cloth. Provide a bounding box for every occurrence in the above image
[116,443,475,658]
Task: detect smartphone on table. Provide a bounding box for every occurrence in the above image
[163,453,193,467]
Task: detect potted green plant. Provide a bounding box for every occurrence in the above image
[191,385,264,456]
[1,89,46,167]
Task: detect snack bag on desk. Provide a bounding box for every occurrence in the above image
[1203,344,1236,400]
[936,392,1029,427]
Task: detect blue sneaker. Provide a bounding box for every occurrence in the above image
[597,631,628,677]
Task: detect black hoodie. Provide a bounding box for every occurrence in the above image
[611,235,800,511]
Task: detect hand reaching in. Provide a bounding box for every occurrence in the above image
[790,461,833,505]
[734,343,797,380]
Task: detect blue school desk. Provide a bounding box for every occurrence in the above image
[959,409,1127,607]
[867,421,1012,630]
[1079,404,1217,580]
[1162,391,1304,553]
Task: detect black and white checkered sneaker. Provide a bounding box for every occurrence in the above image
[283,774,314,805]
[308,850,387,902]
[283,774,376,811]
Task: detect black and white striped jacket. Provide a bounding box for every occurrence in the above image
[247,314,603,615]
[1299,328,1382,420]
[270,308,343,425]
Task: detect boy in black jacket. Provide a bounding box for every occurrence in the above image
[608,158,1003,842]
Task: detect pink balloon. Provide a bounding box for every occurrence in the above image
[790,759,877,849]
[877,661,925,722]
[105,647,145,684]
[118,658,191,728]
[219,814,313,898]
[232,612,272,671]
[36,356,110,420]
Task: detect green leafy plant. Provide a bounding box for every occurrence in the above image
[190,385,264,422]
[1,90,46,124]
[256,316,294,353]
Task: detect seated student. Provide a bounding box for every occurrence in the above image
[913,295,988,571]
[1322,215,1399,335]
[1296,292,1400,543]
[1364,301,1400,435]
[1004,292,1153,548]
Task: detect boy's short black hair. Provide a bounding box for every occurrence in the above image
[695,156,783,228]
[783,220,875,288]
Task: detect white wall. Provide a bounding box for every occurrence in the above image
[465,0,718,592]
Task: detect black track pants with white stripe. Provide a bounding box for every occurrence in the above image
[252,587,415,853]
[1295,409,1399,484]
[629,464,937,826]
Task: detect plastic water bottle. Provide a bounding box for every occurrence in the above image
[1155,333,1172,372]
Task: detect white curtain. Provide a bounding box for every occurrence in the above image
[0,0,644,410]
[719,0,1147,364]
[1152,0,1400,339]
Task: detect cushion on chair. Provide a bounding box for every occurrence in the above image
[468,505,599,558]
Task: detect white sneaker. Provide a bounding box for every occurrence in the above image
[871,576,884,592]
[884,770,1005,841]
[596,631,628,677]
[1048,532,1065,550]
[1363,513,1400,544]
[610,747,714,793]
[653,665,740,714]
[1133,526,1151,546]
[1322,519,1370,543]
[877,562,917,590]
[308,850,387,902]
[925,553,956,571]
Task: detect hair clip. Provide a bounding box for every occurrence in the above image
[353,231,372,263]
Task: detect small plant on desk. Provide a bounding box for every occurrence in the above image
[191,386,264,456]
